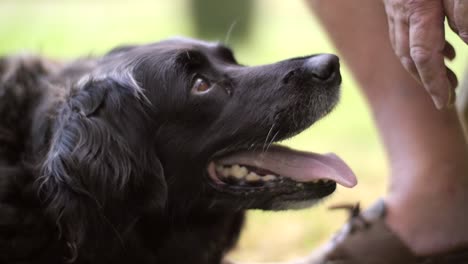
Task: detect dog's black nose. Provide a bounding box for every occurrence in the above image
[304,54,340,81]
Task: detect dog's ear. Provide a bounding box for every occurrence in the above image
[37,79,166,260]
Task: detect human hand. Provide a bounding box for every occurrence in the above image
[383,0,462,109]
[444,0,468,44]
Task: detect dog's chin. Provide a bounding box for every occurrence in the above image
[205,143,355,211]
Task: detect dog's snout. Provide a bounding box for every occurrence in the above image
[304,54,340,82]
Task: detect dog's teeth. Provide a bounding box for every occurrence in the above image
[262,175,277,182]
[231,165,248,179]
[221,168,230,178]
[296,183,304,188]
[245,172,261,182]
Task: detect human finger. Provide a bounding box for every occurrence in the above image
[454,0,468,43]
[408,1,453,109]
[444,0,458,34]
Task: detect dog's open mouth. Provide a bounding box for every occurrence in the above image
[207,145,356,192]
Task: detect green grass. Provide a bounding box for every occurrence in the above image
[1,0,466,262]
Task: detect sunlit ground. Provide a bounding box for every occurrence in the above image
[1,0,466,262]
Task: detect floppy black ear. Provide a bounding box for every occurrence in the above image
[37,79,166,260]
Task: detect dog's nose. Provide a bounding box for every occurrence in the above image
[304,54,340,81]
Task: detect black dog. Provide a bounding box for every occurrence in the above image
[0,38,356,264]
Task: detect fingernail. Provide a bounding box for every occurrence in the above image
[446,88,456,109]
[433,96,445,110]
[432,80,456,110]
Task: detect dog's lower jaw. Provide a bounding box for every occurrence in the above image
[271,199,321,211]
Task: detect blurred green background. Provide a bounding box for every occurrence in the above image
[1,0,466,262]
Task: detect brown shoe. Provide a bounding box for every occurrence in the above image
[302,200,468,264]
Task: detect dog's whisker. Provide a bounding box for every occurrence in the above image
[247,142,257,151]
[224,20,238,46]
[230,126,242,136]
[265,130,280,153]
[262,123,276,153]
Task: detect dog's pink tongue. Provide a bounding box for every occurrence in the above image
[219,146,357,188]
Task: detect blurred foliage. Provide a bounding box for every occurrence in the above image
[0,0,466,262]
[190,0,254,42]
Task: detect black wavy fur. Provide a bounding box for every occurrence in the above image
[0,38,341,264]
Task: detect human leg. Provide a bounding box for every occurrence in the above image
[307,0,468,255]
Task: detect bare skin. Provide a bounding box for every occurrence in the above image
[307,0,468,255]
[382,0,468,109]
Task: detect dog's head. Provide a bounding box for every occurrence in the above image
[38,37,356,255]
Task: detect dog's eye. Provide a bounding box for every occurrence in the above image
[192,76,212,93]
